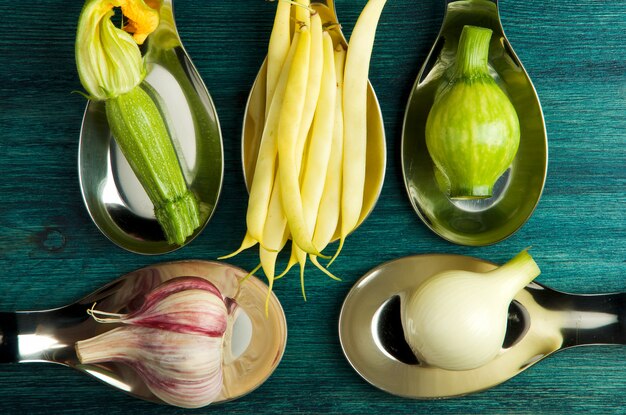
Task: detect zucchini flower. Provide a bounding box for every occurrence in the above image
[76,0,159,100]
[75,0,201,246]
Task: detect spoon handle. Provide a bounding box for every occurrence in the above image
[560,292,626,347]
[0,312,18,363]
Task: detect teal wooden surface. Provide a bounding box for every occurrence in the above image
[0,0,624,413]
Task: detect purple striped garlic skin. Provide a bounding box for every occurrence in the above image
[76,276,232,408]
[77,326,224,409]
[120,276,228,336]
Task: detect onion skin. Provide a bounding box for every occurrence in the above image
[402,250,540,371]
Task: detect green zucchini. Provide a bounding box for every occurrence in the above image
[106,86,200,245]
[76,0,200,245]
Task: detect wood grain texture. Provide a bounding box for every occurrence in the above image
[0,0,624,414]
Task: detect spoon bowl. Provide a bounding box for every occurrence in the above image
[0,260,287,406]
[78,0,224,255]
[241,0,386,233]
[401,0,547,246]
[339,254,625,398]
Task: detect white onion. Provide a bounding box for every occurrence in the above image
[402,250,540,371]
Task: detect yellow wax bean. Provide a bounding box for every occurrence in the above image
[259,166,291,280]
[300,33,339,282]
[287,11,325,292]
[295,12,323,168]
[291,245,307,300]
[266,0,292,116]
[259,173,290,293]
[295,0,311,27]
[246,4,311,247]
[274,136,312,284]
[333,0,387,264]
[218,231,257,260]
[271,17,326,285]
[266,14,321,284]
[276,247,298,280]
[310,44,346,272]
[245,31,300,246]
[302,32,337,239]
[278,27,322,255]
[263,174,289,252]
[284,31,338,285]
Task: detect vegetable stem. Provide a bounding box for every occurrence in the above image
[490,249,540,298]
[453,25,492,79]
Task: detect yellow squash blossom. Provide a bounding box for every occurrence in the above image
[75,0,159,100]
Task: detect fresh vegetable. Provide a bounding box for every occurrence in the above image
[310,44,346,274]
[425,25,520,199]
[76,0,200,245]
[226,0,386,299]
[78,327,223,408]
[285,27,340,298]
[76,277,232,408]
[222,33,304,311]
[401,250,540,371]
[75,0,156,100]
[285,11,327,293]
[85,276,228,335]
[296,10,324,163]
[105,87,201,243]
[225,33,301,258]
[332,0,387,264]
[245,26,303,248]
[277,26,316,254]
[266,0,292,115]
[300,32,339,283]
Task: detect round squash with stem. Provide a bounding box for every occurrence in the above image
[425,25,521,199]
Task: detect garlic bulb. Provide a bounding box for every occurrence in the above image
[401,250,540,371]
[76,277,231,408]
[88,276,228,336]
[77,327,223,408]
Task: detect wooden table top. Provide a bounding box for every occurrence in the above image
[0,0,623,413]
